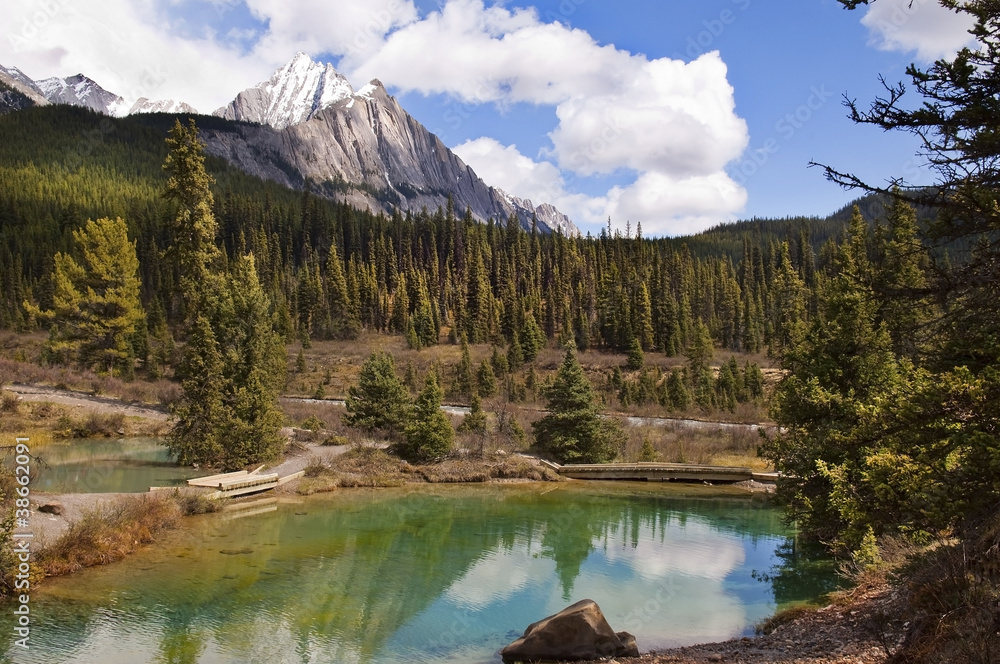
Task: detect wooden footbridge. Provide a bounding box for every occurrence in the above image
[539,460,778,484]
[184,466,304,498]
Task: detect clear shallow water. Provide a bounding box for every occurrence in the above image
[2,482,838,663]
[28,438,199,493]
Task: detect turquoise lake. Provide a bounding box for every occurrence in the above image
[1,482,838,663]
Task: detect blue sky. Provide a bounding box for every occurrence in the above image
[0,0,976,236]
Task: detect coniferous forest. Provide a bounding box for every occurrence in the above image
[0,104,863,361]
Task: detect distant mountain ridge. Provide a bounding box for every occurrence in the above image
[0,55,578,234]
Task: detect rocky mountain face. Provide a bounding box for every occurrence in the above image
[36,74,129,116]
[200,79,526,228]
[0,66,48,111]
[0,81,34,114]
[507,196,578,236]
[0,55,578,234]
[208,54,577,233]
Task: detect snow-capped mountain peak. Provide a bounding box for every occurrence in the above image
[36,73,129,117]
[214,52,355,129]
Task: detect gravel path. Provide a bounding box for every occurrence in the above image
[266,434,350,477]
[7,383,170,420]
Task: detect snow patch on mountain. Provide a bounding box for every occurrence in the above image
[129,98,198,115]
[214,52,355,129]
[36,74,130,116]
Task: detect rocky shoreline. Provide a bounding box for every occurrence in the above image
[619,581,901,664]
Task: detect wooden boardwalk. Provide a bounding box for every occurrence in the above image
[184,466,304,498]
[541,460,777,484]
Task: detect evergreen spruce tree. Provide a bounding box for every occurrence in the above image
[714,360,738,411]
[214,254,287,468]
[389,272,409,333]
[458,393,488,434]
[686,319,715,409]
[533,346,623,463]
[26,217,144,377]
[398,372,454,461]
[743,361,765,401]
[625,336,644,371]
[454,338,475,399]
[686,319,714,381]
[634,281,655,350]
[169,314,226,466]
[344,351,411,438]
[638,437,658,462]
[666,368,691,412]
[146,298,173,379]
[521,313,545,362]
[411,287,437,347]
[324,242,360,339]
[476,359,498,398]
[162,119,221,308]
[694,370,715,411]
[507,333,524,369]
[490,345,509,376]
[763,212,901,547]
[404,360,418,393]
[164,121,285,468]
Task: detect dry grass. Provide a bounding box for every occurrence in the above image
[280,398,346,429]
[298,446,413,491]
[0,356,180,406]
[37,494,182,576]
[417,455,560,483]
[755,604,816,635]
[0,391,165,438]
[297,446,560,494]
[619,422,770,469]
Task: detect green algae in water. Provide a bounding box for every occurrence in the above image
[1,483,839,663]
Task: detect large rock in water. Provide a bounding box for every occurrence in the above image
[501,599,640,662]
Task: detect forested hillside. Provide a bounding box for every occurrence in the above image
[0,105,876,359]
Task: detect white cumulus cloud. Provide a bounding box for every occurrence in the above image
[547,53,747,178]
[244,0,419,63]
[365,0,749,235]
[860,0,976,62]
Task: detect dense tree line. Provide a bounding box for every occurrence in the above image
[0,108,853,365]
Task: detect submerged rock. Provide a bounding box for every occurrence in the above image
[38,501,64,515]
[500,598,639,662]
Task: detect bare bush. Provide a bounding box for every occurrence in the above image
[37,495,181,576]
